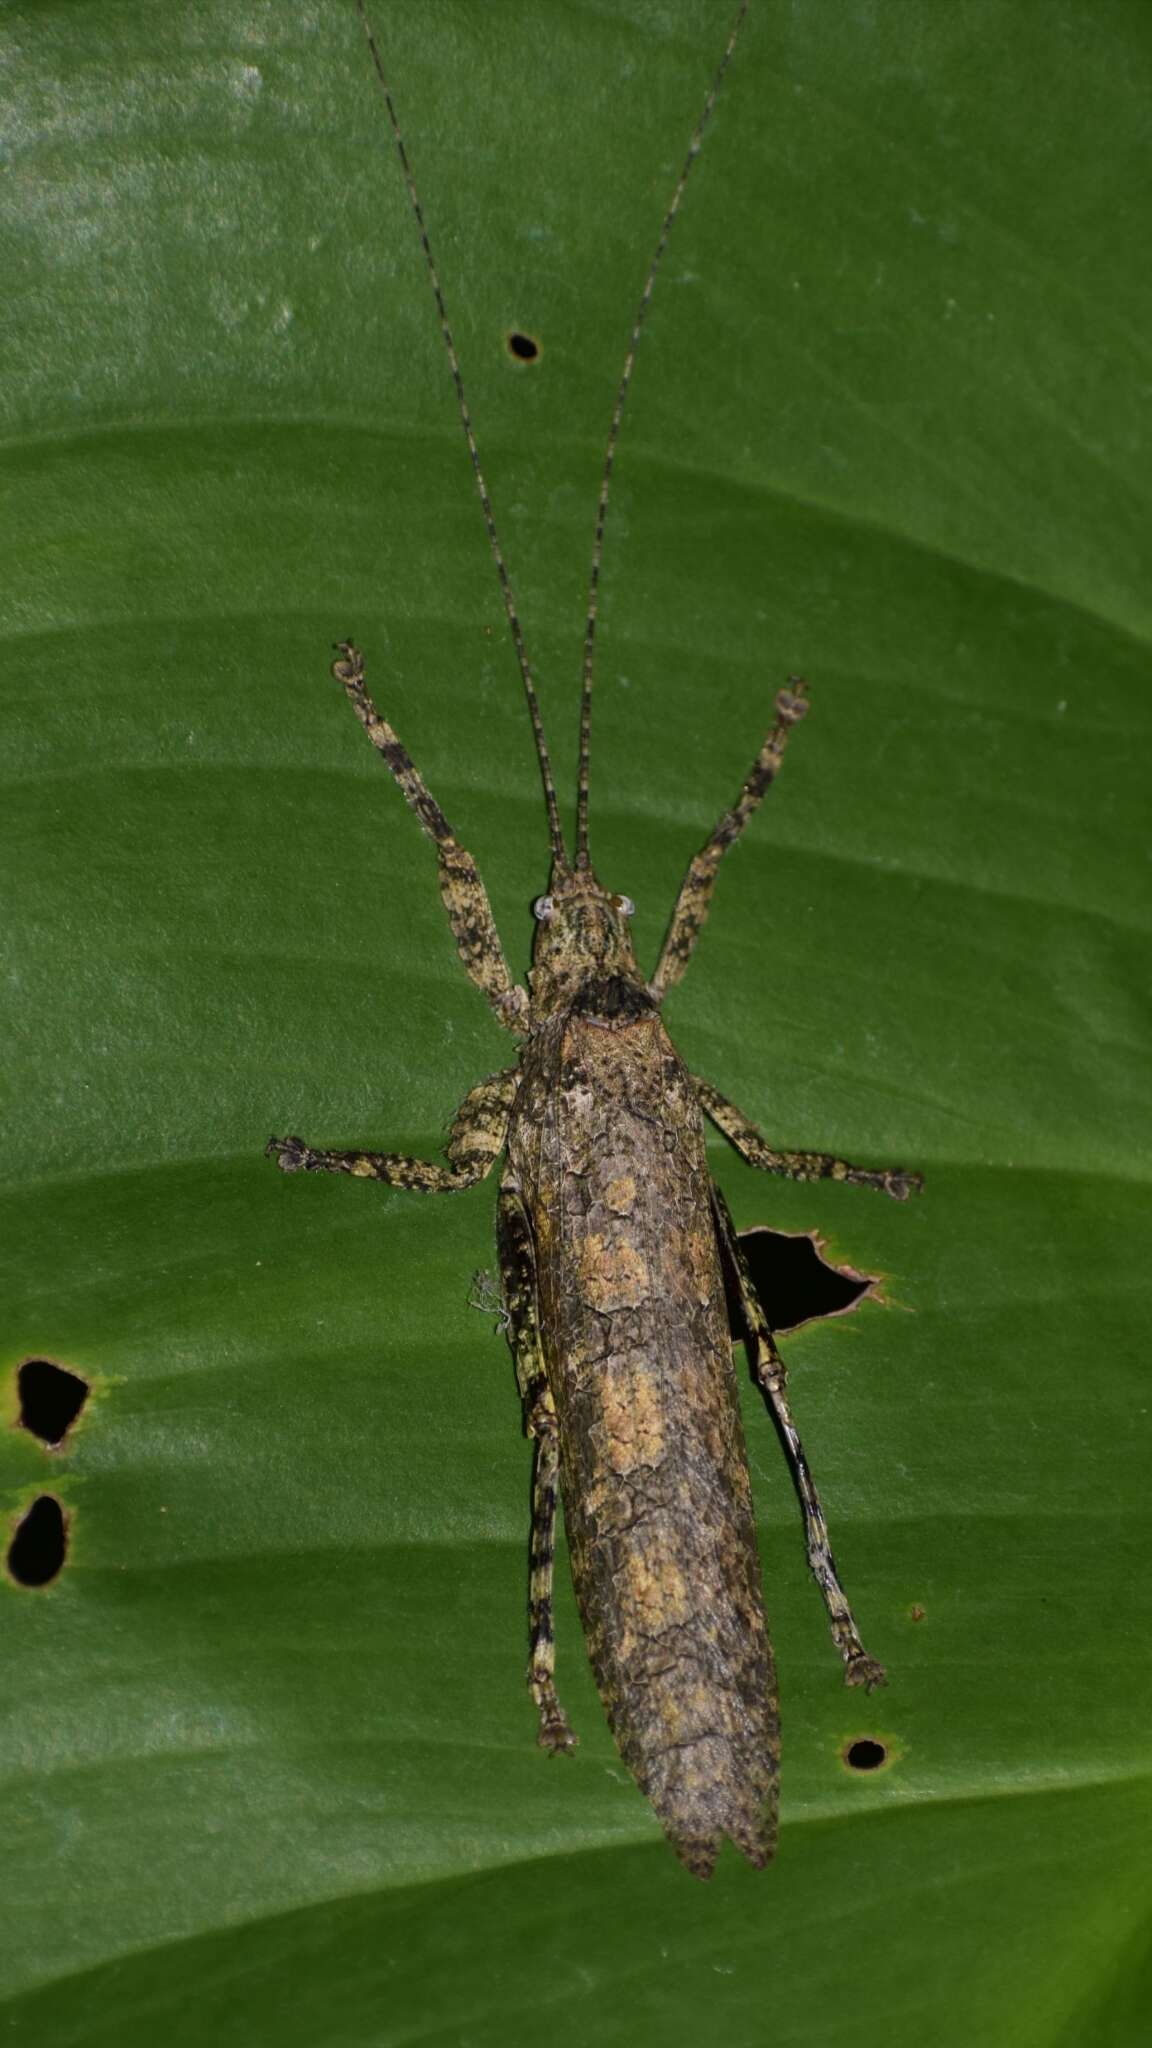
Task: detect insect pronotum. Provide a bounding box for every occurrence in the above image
[268,0,923,1877]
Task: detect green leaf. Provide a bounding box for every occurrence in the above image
[3,1,1150,2040]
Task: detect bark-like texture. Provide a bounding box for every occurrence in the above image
[507,984,779,1876]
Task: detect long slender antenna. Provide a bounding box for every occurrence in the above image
[355,0,570,871]
[575,1,750,870]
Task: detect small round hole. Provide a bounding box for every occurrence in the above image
[506,330,540,362]
[16,1358,89,1447]
[7,1495,69,1587]
[844,1738,887,1772]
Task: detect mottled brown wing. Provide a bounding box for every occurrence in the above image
[508,1008,780,1876]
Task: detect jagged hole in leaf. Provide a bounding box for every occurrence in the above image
[728,1228,875,1336]
[16,1358,89,1447]
[7,1496,68,1588]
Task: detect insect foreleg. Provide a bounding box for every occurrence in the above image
[267,1068,518,1190]
[695,1078,923,1201]
[650,680,809,998]
[333,642,529,1033]
[711,1184,887,1693]
[497,1185,577,1755]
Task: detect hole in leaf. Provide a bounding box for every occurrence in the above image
[844,1738,887,1772]
[16,1358,89,1447]
[506,329,540,362]
[7,1495,68,1587]
[726,1228,875,1337]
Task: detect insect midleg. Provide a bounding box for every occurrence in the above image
[266,1069,518,1190]
[332,643,529,1033]
[694,1078,923,1201]
[497,1184,576,1755]
[711,1185,888,1693]
[650,680,810,998]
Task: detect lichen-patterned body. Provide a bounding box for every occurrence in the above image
[507,987,779,1871]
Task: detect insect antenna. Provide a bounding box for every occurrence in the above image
[575,1,750,871]
[355,0,570,871]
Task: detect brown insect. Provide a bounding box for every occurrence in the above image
[268,0,921,1877]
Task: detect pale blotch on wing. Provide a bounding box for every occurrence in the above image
[580,1234,650,1312]
[600,1371,667,1477]
[626,1550,694,1639]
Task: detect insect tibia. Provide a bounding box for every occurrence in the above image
[330,641,456,849]
[652,679,816,999]
[326,642,530,1029]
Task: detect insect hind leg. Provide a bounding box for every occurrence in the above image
[497,1184,577,1753]
[711,1183,887,1691]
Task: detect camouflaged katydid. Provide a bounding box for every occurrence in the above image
[267,0,922,1877]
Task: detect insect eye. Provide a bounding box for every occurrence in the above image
[614,894,636,917]
[532,896,555,921]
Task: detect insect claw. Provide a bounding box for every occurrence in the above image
[537,1712,578,1755]
[775,676,810,724]
[845,1653,888,1692]
[330,640,365,689]
[266,1134,309,1173]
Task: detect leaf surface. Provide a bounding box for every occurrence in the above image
[2,2,1150,2041]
